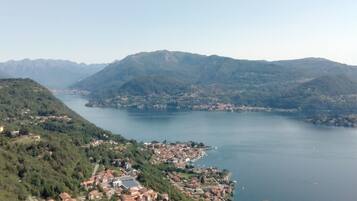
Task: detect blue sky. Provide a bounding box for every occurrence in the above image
[1,0,356,64]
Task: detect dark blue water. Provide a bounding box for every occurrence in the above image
[57,94,357,201]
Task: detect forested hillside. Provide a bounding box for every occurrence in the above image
[72,50,357,126]
[0,79,192,201]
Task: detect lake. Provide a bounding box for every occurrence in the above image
[57,93,357,201]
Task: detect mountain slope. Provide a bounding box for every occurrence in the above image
[72,50,357,126]
[0,69,11,79]
[268,74,357,115]
[0,79,122,200]
[273,58,357,82]
[0,59,106,89]
[293,74,357,96]
[74,51,357,95]
[72,50,302,98]
[73,50,207,91]
[116,76,188,96]
[0,79,192,201]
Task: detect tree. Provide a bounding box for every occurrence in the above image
[19,127,29,135]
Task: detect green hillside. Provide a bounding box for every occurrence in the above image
[0,79,192,201]
[271,75,357,115]
[0,79,120,200]
[72,50,357,126]
[100,75,189,97]
[73,51,357,96]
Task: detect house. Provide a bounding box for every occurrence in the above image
[112,178,122,188]
[31,135,41,141]
[10,130,20,137]
[139,188,158,200]
[81,178,95,190]
[88,190,103,200]
[125,162,132,170]
[112,159,122,167]
[103,187,115,199]
[59,192,76,201]
[162,193,169,201]
[112,176,141,190]
[120,194,136,201]
[118,176,141,190]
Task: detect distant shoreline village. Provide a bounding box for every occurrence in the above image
[78,140,236,201]
[144,141,235,200]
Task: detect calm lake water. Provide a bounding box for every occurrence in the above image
[57,94,357,201]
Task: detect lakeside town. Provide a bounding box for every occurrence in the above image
[83,92,297,114]
[1,124,235,201]
[57,141,235,201]
[78,165,164,201]
[145,142,235,201]
[144,142,207,168]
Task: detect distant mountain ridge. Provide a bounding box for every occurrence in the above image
[71,50,357,126]
[73,50,357,97]
[0,59,106,89]
[0,69,11,79]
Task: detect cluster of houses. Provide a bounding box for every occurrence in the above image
[80,168,162,201]
[58,192,77,201]
[144,142,206,168]
[167,167,234,201]
[1,111,73,126]
[0,126,41,141]
[34,115,72,123]
[307,114,357,127]
[192,103,274,112]
[144,142,235,201]
[88,139,119,147]
[57,166,170,201]
[192,103,236,112]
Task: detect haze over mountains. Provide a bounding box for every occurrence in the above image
[0,69,10,79]
[2,50,357,126]
[0,59,106,89]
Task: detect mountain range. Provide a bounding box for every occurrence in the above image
[0,59,105,89]
[2,50,357,126]
[71,50,357,125]
[73,50,357,95]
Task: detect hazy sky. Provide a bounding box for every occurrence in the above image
[1,0,357,64]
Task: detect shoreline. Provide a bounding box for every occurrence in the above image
[55,91,356,129]
[144,141,236,200]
